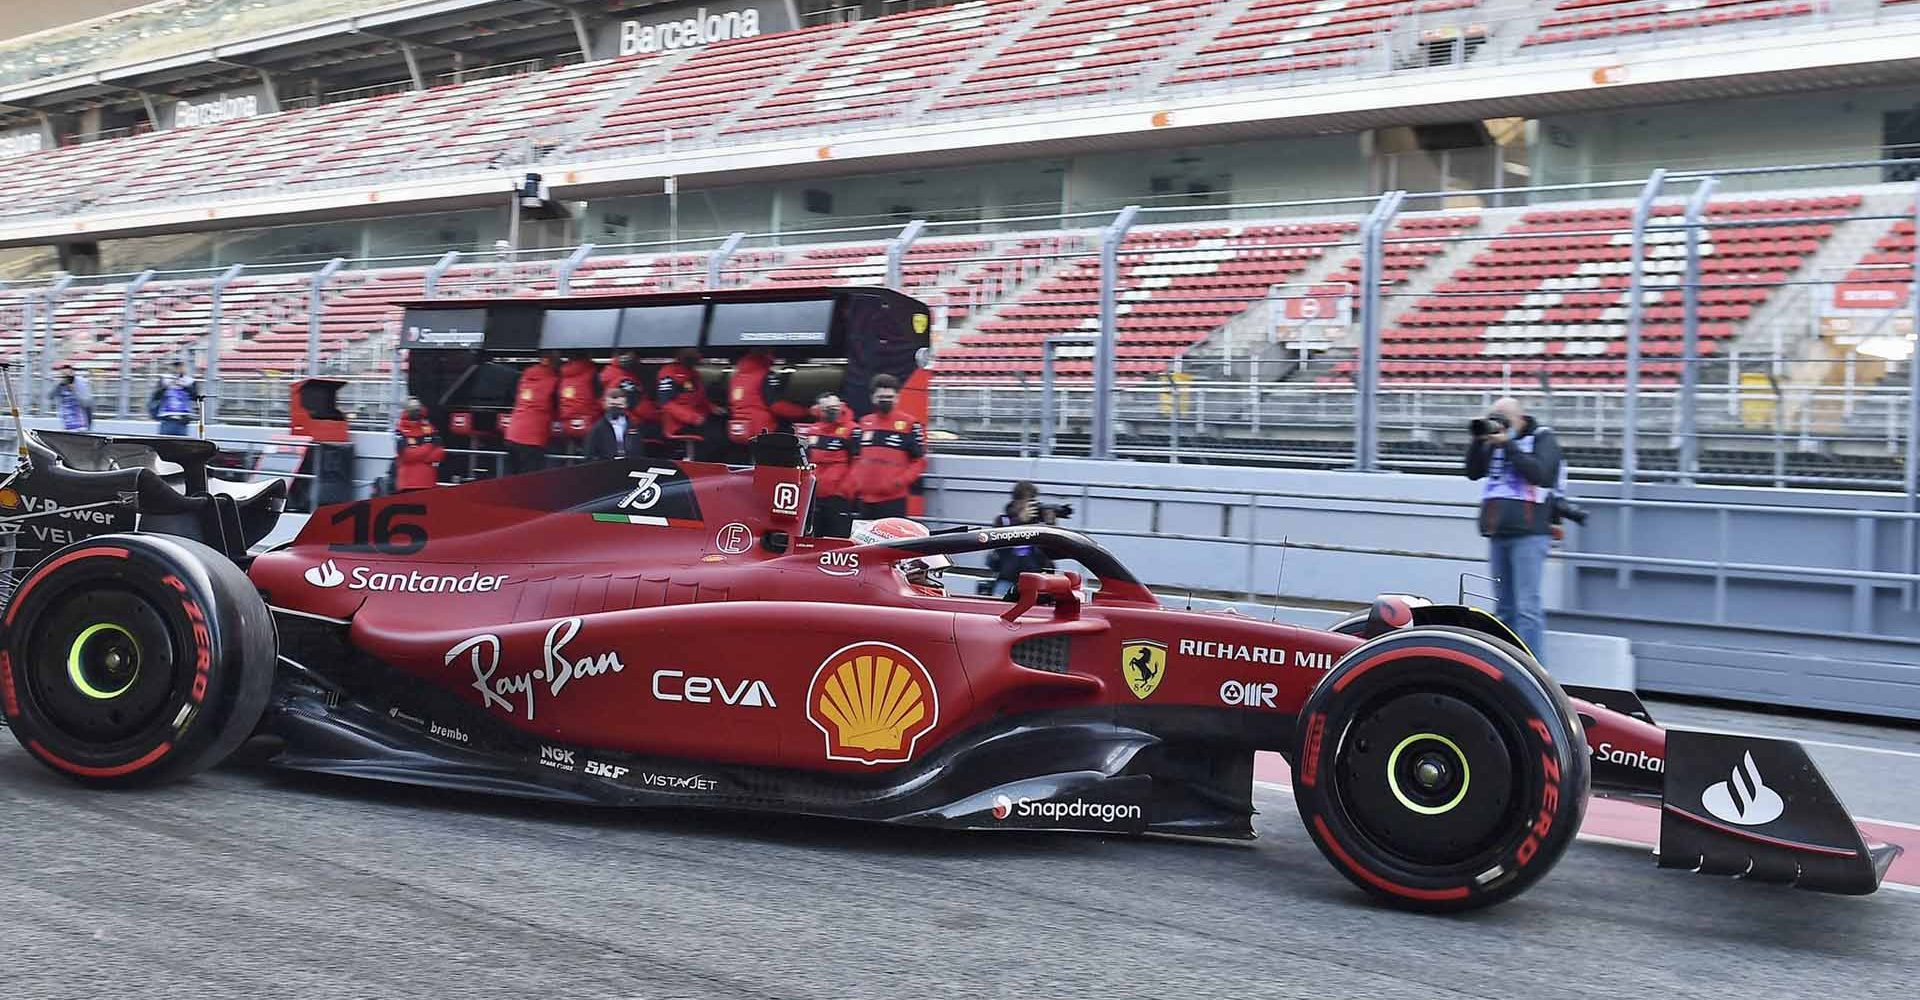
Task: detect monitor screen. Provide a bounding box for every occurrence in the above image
[706,299,835,348]
[540,308,622,349]
[619,302,707,351]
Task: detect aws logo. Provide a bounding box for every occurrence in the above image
[806,641,938,765]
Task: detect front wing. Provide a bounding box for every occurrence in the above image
[1567,686,1899,895]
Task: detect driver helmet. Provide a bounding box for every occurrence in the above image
[850,517,949,591]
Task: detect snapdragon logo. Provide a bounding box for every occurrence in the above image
[990,795,1141,825]
[618,7,761,55]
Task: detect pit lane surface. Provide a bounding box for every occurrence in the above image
[1,704,1917,1000]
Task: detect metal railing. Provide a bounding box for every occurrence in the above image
[2,162,1916,500]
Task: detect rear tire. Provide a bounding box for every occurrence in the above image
[1292,625,1588,911]
[1,534,275,787]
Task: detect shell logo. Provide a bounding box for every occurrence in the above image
[806,641,939,765]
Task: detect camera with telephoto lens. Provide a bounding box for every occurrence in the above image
[1469,412,1511,437]
[1032,501,1074,521]
[1550,495,1590,526]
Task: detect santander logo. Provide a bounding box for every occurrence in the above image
[992,794,1013,820]
[304,560,346,588]
[1700,751,1785,826]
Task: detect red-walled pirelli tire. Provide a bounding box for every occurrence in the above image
[1292,625,1589,912]
[0,534,275,788]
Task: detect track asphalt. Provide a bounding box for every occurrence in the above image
[1,697,1916,999]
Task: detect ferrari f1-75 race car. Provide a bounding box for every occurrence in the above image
[0,428,1899,911]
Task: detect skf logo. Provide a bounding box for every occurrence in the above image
[819,551,860,577]
[773,481,800,516]
[585,760,630,780]
[806,641,938,765]
[1119,640,1167,700]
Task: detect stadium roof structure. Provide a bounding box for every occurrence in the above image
[0,0,668,124]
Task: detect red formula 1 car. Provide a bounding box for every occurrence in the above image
[0,431,1898,911]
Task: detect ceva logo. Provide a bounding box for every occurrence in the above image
[304,560,345,588]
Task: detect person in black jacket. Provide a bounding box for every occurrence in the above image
[1464,397,1563,662]
[584,387,646,461]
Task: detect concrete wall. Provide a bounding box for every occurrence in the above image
[925,454,1920,717]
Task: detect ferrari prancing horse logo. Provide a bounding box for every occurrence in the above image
[1120,640,1167,700]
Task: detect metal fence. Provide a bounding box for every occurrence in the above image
[2,159,1917,500]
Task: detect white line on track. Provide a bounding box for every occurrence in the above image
[1661,721,1920,761]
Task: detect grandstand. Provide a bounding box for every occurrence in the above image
[0,0,1910,490]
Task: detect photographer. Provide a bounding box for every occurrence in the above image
[988,481,1073,598]
[1464,397,1563,662]
[50,363,92,431]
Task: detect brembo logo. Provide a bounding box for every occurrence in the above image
[1700,751,1784,826]
[618,7,762,55]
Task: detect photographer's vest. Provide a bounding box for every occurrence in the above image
[157,381,194,421]
[1479,425,1558,537]
[54,383,88,430]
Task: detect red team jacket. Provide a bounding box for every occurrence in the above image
[556,357,601,439]
[393,415,446,491]
[655,362,714,438]
[848,409,926,504]
[805,412,859,499]
[727,353,812,445]
[600,362,659,426]
[505,361,560,448]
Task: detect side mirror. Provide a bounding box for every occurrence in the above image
[1001,571,1082,623]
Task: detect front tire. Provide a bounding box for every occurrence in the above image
[1292,626,1588,911]
[1,534,275,787]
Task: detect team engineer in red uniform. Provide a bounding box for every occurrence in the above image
[504,352,561,474]
[805,392,859,537]
[656,349,723,459]
[392,397,446,492]
[727,347,812,459]
[848,373,925,520]
[556,352,602,454]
